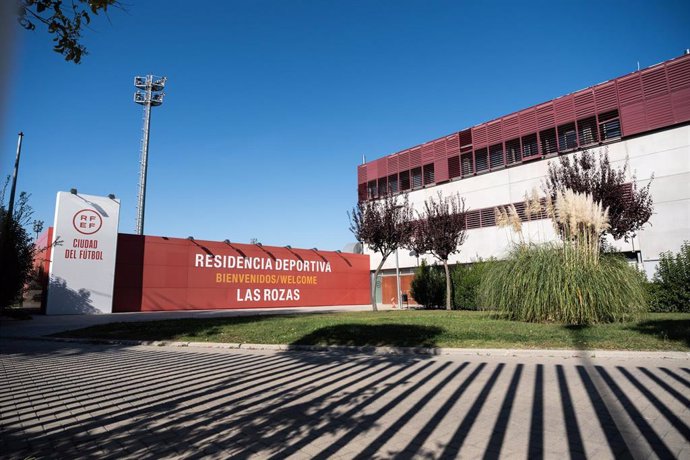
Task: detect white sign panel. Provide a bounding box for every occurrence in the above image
[46,192,120,315]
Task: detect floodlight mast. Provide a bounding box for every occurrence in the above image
[133,75,166,235]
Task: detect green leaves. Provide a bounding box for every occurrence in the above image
[17,0,119,64]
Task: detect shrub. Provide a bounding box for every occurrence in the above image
[479,244,647,324]
[650,241,690,312]
[452,258,494,310]
[0,194,35,310]
[410,260,445,309]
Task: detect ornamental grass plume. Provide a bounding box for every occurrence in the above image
[548,189,610,265]
[524,188,543,220]
[495,206,509,228]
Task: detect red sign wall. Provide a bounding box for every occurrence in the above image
[112,234,371,312]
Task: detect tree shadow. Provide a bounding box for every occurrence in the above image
[53,314,285,341]
[46,277,101,314]
[626,318,690,348]
[290,323,444,348]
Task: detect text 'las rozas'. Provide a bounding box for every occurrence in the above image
[237,288,300,302]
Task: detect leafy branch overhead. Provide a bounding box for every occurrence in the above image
[17,0,118,63]
[543,149,653,242]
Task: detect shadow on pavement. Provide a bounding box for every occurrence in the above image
[1,337,688,459]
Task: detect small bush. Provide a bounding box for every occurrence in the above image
[479,244,646,324]
[410,260,445,309]
[650,241,690,312]
[452,259,495,310]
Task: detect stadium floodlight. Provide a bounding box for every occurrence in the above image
[133,74,167,235]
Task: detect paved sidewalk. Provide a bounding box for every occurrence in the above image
[1,339,689,459]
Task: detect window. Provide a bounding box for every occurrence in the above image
[598,110,621,140]
[423,163,435,185]
[448,156,461,179]
[461,153,474,176]
[506,139,521,164]
[521,133,539,158]
[367,180,377,199]
[466,210,481,229]
[411,167,423,188]
[358,183,367,201]
[539,128,558,155]
[489,144,504,169]
[400,170,411,191]
[377,177,388,196]
[475,148,489,173]
[577,116,598,146]
[480,208,496,227]
[558,123,577,151]
[387,174,398,193]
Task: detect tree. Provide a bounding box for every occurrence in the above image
[410,192,468,310]
[349,193,414,311]
[651,241,690,312]
[17,0,119,64]
[0,185,36,310]
[543,149,653,241]
[410,260,445,308]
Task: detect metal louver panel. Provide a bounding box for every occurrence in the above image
[519,108,537,136]
[387,155,398,176]
[410,147,422,168]
[617,74,643,105]
[358,183,367,201]
[671,87,690,122]
[448,156,461,179]
[480,208,496,227]
[536,103,555,130]
[472,125,488,148]
[503,115,520,138]
[641,67,669,98]
[621,102,647,136]
[421,142,435,164]
[554,96,575,124]
[357,165,367,184]
[399,149,411,171]
[487,121,502,144]
[459,129,473,152]
[446,134,460,156]
[466,210,481,230]
[434,139,449,183]
[368,160,378,179]
[668,57,690,90]
[376,157,387,179]
[595,82,618,112]
[574,90,596,118]
[645,94,674,129]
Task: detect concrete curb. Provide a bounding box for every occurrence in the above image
[4,335,689,360]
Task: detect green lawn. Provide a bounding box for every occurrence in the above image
[53,310,690,351]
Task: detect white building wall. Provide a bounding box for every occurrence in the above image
[367,125,690,277]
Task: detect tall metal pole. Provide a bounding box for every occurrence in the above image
[7,131,24,219]
[135,80,152,235]
[395,248,402,309]
[133,74,165,235]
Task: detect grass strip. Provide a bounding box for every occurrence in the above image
[53,311,690,351]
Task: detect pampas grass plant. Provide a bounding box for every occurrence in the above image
[484,187,646,324]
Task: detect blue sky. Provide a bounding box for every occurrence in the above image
[1,0,689,250]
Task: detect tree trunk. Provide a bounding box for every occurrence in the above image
[371,256,388,312]
[443,260,452,310]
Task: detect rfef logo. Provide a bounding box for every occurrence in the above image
[73,209,103,235]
